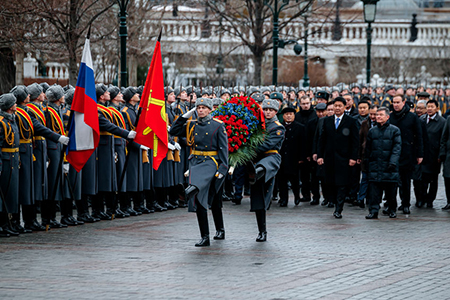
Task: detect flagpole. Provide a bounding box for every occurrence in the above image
[118,29,162,192]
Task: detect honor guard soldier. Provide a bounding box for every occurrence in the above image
[26,83,69,229]
[43,85,70,228]
[0,93,20,237]
[92,84,136,220]
[170,97,228,247]
[60,87,84,226]
[107,86,132,218]
[247,98,285,242]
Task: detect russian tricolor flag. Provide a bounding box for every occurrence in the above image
[66,34,100,172]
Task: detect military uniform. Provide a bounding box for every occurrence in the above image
[170,98,228,246]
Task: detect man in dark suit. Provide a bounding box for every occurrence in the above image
[279,107,306,207]
[420,99,445,208]
[342,93,359,117]
[317,97,359,218]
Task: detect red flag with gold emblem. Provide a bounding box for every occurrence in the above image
[134,33,168,170]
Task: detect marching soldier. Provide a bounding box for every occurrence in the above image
[247,98,285,242]
[0,93,20,237]
[26,83,69,229]
[170,97,228,247]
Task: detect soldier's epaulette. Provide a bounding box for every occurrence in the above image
[213,118,223,124]
[275,121,282,126]
[122,106,128,112]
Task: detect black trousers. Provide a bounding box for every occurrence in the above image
[348,165,361,200]
[399,168,412,207]
[278,171,300,204]
[422,172,439,204]
[232,164,246,201]
[195,184,225,237]
[368,182,397,213]
[328,185,348,213]
[300,162,320,200]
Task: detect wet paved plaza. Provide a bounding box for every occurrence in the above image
[2,179,450,299]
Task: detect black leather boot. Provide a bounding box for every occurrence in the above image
[195,204,210,246]
[185,185,199,199]
[255,210,267,242]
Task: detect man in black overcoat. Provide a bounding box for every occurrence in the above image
[317,97,359,218]
[278,107,306,207]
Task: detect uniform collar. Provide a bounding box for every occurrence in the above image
[198,114,212,123]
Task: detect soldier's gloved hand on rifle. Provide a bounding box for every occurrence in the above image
[168,143,176,151]
[167,125,171,132]
[182,107,196,119]
[215,172,224,179]
[63,163,70,174]
[174,142,181,151]
[58,135,70,145]
[140,145,150,151]
[127,130,137,139]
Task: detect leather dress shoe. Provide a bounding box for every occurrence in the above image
[60,216,78,226]
[327,202,335,208]
[195,235,210,247]
[256,231,267,242]
[139,206,153,214]
[25,219,46,231]
[426,202,433,208]
[333,212,342,219]
[2,225,20,236]
[310,199,320,205]
[294,198,301,205]
[272,196,279,202]
[389,212,397,218]
[12,221,32,233]
[168,199,179,208]
[154,203,167,212]
[382,209,390,215]
[213,229,225,240]
[0,227,10,237]
[177,200,187,208]
[415,201,424,208]
[49,219,68,228]
[279,201,288,207]
[92,211,112,220]
[232,198,242,205]
[403,207,410,214]
[398,205,404,211]
[321,200,329,206]
[165,201,177,210]
[442,204,450,210]
[77,213,96,223]
[300,198,310,203]
[365,213,378,219]
[111,209,124,218]
[69,216,84,225]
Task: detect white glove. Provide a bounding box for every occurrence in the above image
[182,107,196,119]
[140,145,150,151]
[127,130,137,139]
[58,136,70,145]
[215,172,224,179]
[167,125,171,131]
[46,161,49,168]
[174,142,181,151]
[168,143,176,151]
[184,170,190,177]
[63,163,70,174]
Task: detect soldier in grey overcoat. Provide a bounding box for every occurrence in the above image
[92,84,136,220]
[0,94,21,237]
[170,97,228,247]
[248,98,285,242]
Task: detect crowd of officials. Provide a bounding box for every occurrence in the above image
[1,82,450,238]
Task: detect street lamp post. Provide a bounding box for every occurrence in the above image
[303,15,309,87]
[361,0,379,84]
[261,0,292,86]
[118,0,129,88]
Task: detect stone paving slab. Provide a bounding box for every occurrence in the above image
[1,180,450,300]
